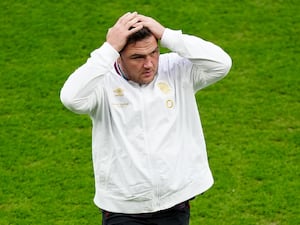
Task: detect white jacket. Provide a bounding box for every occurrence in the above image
[60,28,232,213]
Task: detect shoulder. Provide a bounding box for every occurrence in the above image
[158,52,191,73]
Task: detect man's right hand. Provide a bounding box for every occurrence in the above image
[106,12,143,52]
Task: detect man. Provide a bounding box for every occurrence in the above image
[60,12,232,225]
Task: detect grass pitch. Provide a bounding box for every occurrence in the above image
[0,0,299,224]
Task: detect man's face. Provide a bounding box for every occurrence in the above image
[119,35,159,84]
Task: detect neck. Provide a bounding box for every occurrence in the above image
[116,63,128,81]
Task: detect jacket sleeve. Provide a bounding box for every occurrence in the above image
[60,42,120,114]
[160,28,232,91]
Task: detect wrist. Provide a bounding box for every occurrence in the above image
[106,40,123,53]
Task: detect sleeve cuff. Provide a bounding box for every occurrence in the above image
[89,42,120,65]
[160,28,183,51]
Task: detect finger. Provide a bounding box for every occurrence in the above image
[128,23,143,34]
[119,12,138,25]
[126,17,140,29]
[136,14,149,22]
[118,12,131,22]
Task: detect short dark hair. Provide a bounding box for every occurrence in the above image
[120,27,155,52]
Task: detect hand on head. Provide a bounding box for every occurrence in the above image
[106,12,165,52]
[136,14,165,40]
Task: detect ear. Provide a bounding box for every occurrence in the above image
[117,57,121,64]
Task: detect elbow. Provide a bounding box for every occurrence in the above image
[208,55,232,80]
[221,54,232,77]
[60,88,75,111]
[60,87,92,114]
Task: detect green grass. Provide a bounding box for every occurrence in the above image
[1,0,299,224]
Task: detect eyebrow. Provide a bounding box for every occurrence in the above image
[129,47,159,59]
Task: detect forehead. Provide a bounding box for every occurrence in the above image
[122,35,158,56]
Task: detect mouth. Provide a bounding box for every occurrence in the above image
[143,70,154,77]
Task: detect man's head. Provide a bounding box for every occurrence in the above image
[118,27,160,84]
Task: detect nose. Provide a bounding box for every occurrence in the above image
[143,56,153,68]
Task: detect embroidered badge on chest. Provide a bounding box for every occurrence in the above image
[157,82,171,94]
[166,99,174,108]
[157,82,175,109]
[113,88,124,97]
